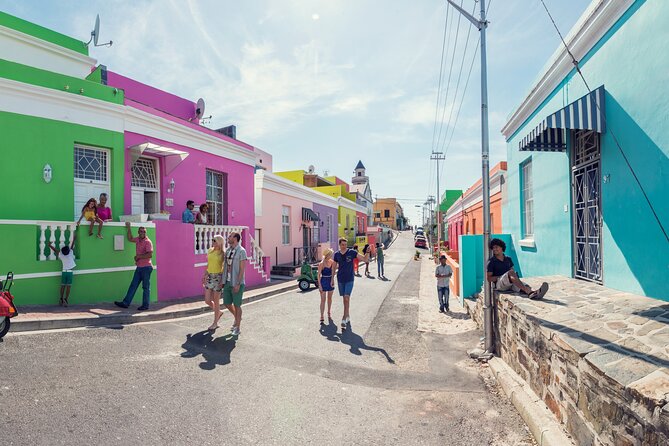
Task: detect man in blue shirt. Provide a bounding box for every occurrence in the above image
[182,200,196,223]
[333,237,370,331]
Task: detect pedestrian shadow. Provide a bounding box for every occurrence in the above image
[180,330,236,370]
[318,321,395,364]
[340,327,395,364]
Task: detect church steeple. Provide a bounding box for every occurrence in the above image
[352,160,368,185]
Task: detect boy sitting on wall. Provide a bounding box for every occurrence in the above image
[486,238,548,300]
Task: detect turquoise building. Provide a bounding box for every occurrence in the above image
[501,0,668,300]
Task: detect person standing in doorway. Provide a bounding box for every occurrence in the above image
[435,255,453,313]
[332,237,369,331]
[115,223,154,311]
[376,242,385,279]
[222,232,247,336]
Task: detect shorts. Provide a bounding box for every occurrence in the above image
[223,283,245,306]
[61,271,73,286]
[337,281,354,297]
[495,271,526,293]
[204,273,223,292]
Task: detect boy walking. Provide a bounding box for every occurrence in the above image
[435,255,452,312]
[48,231,77,306]
[332,237,369,331]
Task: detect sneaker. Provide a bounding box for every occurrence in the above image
[114,301,129,309]
[231,326,240,336]
[439,308,445,313]
[137,305,149,311]
[531,282,549,300]
[341,319,347,330]
[445,307,449,312]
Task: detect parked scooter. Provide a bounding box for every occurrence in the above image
[297,262,318,292]
[0,272,17,338]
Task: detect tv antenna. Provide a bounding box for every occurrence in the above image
[86,15,113,47]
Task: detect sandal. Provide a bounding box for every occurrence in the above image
[96,234,103,239]
[320,317,325,325]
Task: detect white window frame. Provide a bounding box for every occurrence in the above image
[282,206,291,245]
[206,169,225,225]
[313,212,321,244]
[74,145,111,219]
[74,145,110,185]
[521,159,534,239]
[327,214,333,242]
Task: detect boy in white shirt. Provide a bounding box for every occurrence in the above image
[49,232,77,306]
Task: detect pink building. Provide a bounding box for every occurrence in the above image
[255,170,339,274]
[103,69,269,300]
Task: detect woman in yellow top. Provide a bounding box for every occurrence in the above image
[202,234,227,330]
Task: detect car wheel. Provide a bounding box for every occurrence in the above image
[298,280,311,292]
[0,316,9,338]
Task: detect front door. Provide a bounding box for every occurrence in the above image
[571,130,603,283]
[131,157,160,215]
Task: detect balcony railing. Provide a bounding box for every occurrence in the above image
[293,246,318,266]
[194,224,246,254]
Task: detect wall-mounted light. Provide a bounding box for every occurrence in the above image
[168,178,175,193]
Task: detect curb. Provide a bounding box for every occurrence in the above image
[10,282,298,333]
[488,357,574,446]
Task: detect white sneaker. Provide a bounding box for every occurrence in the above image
[231,326,240,336]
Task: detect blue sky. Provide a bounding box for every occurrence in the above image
[2,0,589,225]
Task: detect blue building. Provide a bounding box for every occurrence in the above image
[501,0,668,300]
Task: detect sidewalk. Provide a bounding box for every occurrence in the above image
[9,280,297,333]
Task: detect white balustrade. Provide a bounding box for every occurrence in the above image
[37,222,75,261]
[248,235,265,267]
[194,224,246,254]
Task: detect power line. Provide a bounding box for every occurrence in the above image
[430,7,451,154]
[539,0,668,243]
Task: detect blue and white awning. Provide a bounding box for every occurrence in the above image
[519,86,606,152]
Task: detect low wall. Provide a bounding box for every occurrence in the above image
[0,221,157,305]
[458,234,519,299]
[465,276,669,446]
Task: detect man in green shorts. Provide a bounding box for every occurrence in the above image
[222,232,247,336]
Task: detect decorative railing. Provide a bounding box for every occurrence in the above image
[194,224,246,254]
[38,223,76,261]
[293,246,318,266]
[248,235,265,267]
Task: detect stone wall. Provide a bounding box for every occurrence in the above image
[464,277,669,446]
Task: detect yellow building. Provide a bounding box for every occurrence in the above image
[373,198,405,230]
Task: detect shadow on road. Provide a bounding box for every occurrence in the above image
[318,320,395,364]
[180,330,236,370]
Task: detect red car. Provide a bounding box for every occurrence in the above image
[414,236,427,249]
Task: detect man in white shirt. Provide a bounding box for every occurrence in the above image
[435,255,453,313]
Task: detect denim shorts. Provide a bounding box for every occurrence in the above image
[338,281,354,297]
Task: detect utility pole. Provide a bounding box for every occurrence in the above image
[427,195,436,247]
[447,0,493,357]
[431,151,446,248]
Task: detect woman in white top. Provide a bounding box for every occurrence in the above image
[195,203,209,225]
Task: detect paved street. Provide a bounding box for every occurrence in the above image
[1,232,533,445]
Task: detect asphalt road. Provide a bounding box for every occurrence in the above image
[0,232,533,445]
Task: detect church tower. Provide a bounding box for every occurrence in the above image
[352,160,368,185]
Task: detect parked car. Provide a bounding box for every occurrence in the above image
[415,236,427,249]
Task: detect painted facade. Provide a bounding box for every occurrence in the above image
[373,198,406,230]
[350,160,374,225]
[439,189,463,244]
[501,0,667,300]
[0,12,267,305]
[254,170,338,266]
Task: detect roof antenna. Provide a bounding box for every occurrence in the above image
[86,15,113,47]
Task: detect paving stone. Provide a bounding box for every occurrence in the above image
[627,369,669,408]
[636,321,665,336]
[588,327,622,344]
[598,355,661,386]
[616,337,653,355]
[628,315,650,325]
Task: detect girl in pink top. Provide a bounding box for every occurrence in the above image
[97,193,113,222]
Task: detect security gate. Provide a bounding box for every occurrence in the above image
[571,130,603,283]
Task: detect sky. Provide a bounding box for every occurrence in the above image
[1,0,590,225]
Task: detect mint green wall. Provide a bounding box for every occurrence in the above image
[0,59,123,104]
[0,224,157,305]
[459,234,518,300]
[0,112,125,221]
[504,0,668,300]
[0,11,88,55]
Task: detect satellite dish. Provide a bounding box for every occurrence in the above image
[195,98,205,120]
[87,14,113,47]
[308,165,315,174]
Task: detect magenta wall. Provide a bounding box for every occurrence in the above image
[154,221,266,300]
[448,213,464,252]
[106,71,196,121]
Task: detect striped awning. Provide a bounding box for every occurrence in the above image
[519,86,606,152]
[302,207,320,222]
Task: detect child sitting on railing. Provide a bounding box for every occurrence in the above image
[76,198,104,239]
[48,231,77,306]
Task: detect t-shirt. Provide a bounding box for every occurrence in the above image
[377,247,384,260]
[97,206,112,221]
[131,236,153,268]
[486,255,514,278]
[60,251,76,271]
[435,264,452,288]
[223,245,248,286]
[182,209,195,223]
[207,248,223,274]
[334,249,358,283]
